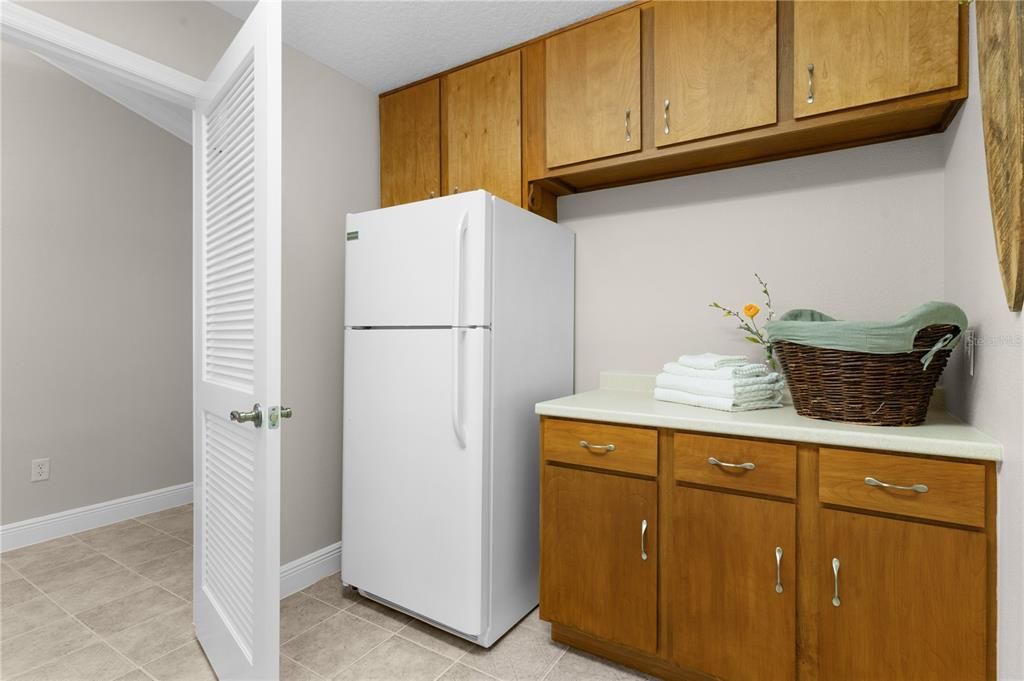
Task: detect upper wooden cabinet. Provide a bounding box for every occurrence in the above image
[819,509,987,681]
[545,8,642,168]
[794,0,961,118]
[379,79,440,208]
[444,51,522,206]
[654,0,777,146]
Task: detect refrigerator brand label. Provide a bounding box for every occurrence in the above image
[346,231,359,241]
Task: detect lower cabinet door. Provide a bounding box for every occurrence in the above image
[820,509,987,681]
[669,486,796,680]
[540,465,657,653]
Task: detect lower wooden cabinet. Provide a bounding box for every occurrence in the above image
[669,486,796,681]
[540,464,657,653]
[538,417,995,681]
[819,509,987,681]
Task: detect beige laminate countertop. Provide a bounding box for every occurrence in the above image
[535,372,1002,462]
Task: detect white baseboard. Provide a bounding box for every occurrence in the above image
[0,482,194,552]
[280,541,342,597]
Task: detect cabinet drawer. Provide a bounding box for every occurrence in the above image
[542,418,657,477]
[818,448,985,528]
[674,433,796,499]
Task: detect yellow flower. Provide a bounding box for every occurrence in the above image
[743,303,761,318]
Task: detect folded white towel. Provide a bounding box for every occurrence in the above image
[653,387,783,412]
[677,353,749,370]
[662,362,768,379]
[656,372,782,398]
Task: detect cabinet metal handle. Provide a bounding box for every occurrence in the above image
[579,440,616,454]
[229,403,262,428]
[707,457,755,471]
[428,191,435,199]
[831,557,841,607]
[641,519,649,561]
[528,183,536,209]
[625,108,632,142]
[663,99,670,135]
[864,476,928,494]
[453,186,460,194]
[806,63,815,104]
[775,547,784,594]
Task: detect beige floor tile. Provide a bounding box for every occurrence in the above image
[136,508,192,536]
[77,585,185,637]
[102,535,189,569]
[544,649,653,680]
[2,577,44,608]
[28,553,122,593]
[76,521,164,554]
[169,527,192,545]
[152,568,192,602]
[0,596,67,641]
[397,619,474,660]
[46,566,154,614]
[143,641,216,681]
[280,655,322,681]
[105,605,195,666]
[0,617,98,678]
[2,560,23,584]
[347,598,412,632]
[280,592,339,643]
[1,537,81,569]
[301,573,361,610]
[281,612,392,679]
[460,621,566,681]
[134,548,191,583]
[7,542,99,582]
[519,607,549,634]
[112,670,153,681]
[10,641,135,681]
[438,664,497,681]
[334,636,452,681]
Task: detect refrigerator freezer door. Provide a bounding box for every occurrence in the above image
[345,192,491,328]
[342,327,488,636]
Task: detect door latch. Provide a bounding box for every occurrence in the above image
[268,405,293,429]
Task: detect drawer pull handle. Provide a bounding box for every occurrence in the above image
[775,546,784,594]
[864,476,928,494]
[831,557,841,607]
[641,519,649,561]
[807,63,815,104]
[579,440,616,454]
[708,457,755,471]
[663,99,670,135]
[625,108,632,143]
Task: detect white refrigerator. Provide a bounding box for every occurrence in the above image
[341,191,574,647]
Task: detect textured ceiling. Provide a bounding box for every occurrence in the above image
[212,0,628,93]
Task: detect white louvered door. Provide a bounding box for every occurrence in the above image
[192,2,281,679]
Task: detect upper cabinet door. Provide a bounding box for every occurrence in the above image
[445,51,522,206]
[545,8,641,168]
[654,0,777,147]
[380,79,440,207]
[794,0,960,118]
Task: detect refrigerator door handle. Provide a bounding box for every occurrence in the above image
[452,211,469,328]
[452,327,467,448]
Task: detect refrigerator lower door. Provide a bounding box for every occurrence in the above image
[342,327,489,636]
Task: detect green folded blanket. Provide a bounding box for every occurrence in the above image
[765,301,967,355]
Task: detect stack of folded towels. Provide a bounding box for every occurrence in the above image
[654,353,785,412]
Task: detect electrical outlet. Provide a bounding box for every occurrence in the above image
[30,458,50,482]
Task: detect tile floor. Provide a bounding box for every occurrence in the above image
[1,505,650,680]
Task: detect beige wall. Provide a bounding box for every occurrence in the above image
[942,8,1024,679]
[1,1,379,564]
[1,41,194,522]
[559,136,946,391]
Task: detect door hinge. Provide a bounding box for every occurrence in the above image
[268,405,293,429]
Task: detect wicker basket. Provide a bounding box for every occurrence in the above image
[773,324,959,426]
